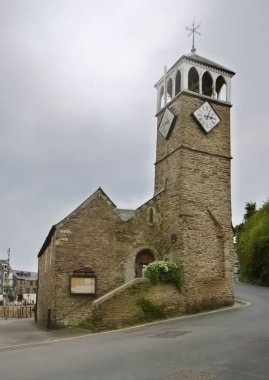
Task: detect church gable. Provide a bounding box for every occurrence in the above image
[57,187,117,228]
[38,187,118,259]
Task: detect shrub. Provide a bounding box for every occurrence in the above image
[137,298,165,321]
[144,261,183,289]
[75,317,95,330]
[237,200,269,286]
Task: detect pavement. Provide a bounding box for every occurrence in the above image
[0,317,92,347]
[0,295,248,348]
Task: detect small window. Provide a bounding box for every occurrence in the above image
[149,208,154,223]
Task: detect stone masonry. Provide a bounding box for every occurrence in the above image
[37,51,235,329]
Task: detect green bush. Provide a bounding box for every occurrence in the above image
[144,261,183,289]
[237,201,269,286]
[137,298,165,321]
[75,317,95,330]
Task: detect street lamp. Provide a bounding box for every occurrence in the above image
[4,248,11,320]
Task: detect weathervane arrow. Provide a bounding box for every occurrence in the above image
[186,20,201,54]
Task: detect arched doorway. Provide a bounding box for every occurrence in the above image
[135,249,155,278]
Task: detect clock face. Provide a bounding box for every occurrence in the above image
[158,108,176,139]
[193,102,220,133]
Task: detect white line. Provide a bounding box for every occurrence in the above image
[0,299,250,350]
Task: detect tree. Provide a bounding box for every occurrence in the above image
[244,201,257,221]
[237,200,269,286]
[235,202,257,245]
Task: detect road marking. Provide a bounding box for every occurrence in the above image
[0,299,250,350]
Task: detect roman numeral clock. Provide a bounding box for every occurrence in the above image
[193,101,220,133]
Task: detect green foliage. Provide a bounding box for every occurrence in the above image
[144,261,183,289]
[137,298,165,321]
[235,201,257,245]
[237,200,269,286]
[75,317,95,330]
[244,201,257,221]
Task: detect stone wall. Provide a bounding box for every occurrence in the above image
[38,190,166,328]
[37,233,57,327]
[154,92,234,307]
[91,278,184,331]
[37,88,235,329]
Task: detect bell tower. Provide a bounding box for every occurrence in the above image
[154,37,235,308]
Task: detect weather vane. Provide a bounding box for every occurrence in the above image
[186,20,201,54]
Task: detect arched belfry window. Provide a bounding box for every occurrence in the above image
[202,71,213,97]
[188,67,199,93]
[216,75,227,101]
[160,83,172,108]
[175,70,181,95]
[167,78,173,101]
[160,86,164,108]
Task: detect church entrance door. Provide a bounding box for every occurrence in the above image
[135,249,154,278]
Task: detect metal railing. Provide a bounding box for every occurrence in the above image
[0,305,34,319]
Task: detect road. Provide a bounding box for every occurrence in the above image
[0,282,268,380]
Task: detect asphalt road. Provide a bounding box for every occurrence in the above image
[0,282,268,380]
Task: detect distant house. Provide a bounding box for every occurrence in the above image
[12,271,38,304]
[0,260,13,303]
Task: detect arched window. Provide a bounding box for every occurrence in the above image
[159,86,164,108]
[175,70,181,95]
[167,78,173,100]
[135,249,155,278]
[160,81,172,108]
[202,71,213,97]
[216,75,227,101]
[188,67,199,93]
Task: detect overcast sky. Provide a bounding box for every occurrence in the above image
[1,0,268,271]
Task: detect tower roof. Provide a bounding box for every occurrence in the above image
[155,52,235,88]
[177,53,235,75]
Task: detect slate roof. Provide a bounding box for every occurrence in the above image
[13,271,38,281]
[175,53,235,75]
[155,52,235,87]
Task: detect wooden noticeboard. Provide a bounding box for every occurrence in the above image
[70,270,96,294]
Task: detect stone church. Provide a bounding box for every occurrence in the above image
[37,43,235,328]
